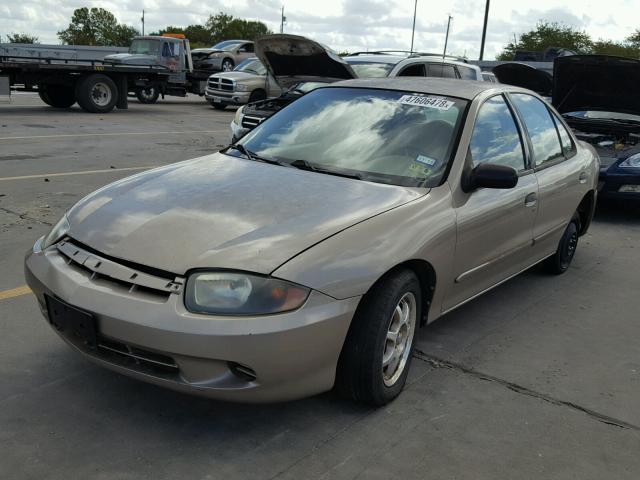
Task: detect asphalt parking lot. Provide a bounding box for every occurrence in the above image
[1,93,639,479]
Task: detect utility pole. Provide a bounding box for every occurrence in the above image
[141,10,145,36]
[479,0,490,60]
[410,0,418,53]
[280,6,286,34]
[443,15,452,59]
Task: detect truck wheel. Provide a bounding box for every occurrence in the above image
[221,58,234,72]
[136,87,159,104]
[38,85,76,108]
[209,101,226,111]
[75,74,118,113]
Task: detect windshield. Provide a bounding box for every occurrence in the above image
[212,40,243,51]
[129,39,161,56]
[236,87,467,187]
[235,58,266,75]
[346,60,396,78]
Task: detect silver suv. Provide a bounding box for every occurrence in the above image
[344,51,483,80]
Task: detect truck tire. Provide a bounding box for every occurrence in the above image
[38,85,76,108]
[209,100,226,110]
[75,74,118,113]
[135,86,159,104]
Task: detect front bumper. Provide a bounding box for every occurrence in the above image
[205,89,251,106]
[24,238,359,403]
[230,120,249,143]
[598,167,640,200]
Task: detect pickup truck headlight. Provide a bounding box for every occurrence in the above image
[235,84,249,92]
[234,105,245,125]
[42,215,70,249]
[185,271,310,315]
[619,153,640,168]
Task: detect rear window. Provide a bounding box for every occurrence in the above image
[346,61,395,78]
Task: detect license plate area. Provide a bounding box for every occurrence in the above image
[45,295,97,348]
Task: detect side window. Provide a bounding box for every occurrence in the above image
[510,94,563,167]
[162,42,177,57]
[458,66,477,80]
[242,43,254,53]
[470,95,526,171]
[551,112,576,157]
[398,64,426,77]
[427,64,457,78]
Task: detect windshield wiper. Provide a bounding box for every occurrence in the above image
[226,144,292,167]
[289,159,363,180]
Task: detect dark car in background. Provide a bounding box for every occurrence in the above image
[553,55,640,200]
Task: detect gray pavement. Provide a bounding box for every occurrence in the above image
[1,93,639,479]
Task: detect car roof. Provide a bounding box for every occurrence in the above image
[328,77,523,100]
[344,55,406,64]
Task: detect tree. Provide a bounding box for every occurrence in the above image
[205,12,271,44]
[6,33,39,44]
[57,7,138,46]
[152,25,213,48]
[592,39,639,58]
[497,21,592,60]
[628,30,640,47]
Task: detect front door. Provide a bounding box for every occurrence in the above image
[444,94,538,311]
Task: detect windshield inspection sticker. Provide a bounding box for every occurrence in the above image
[398,95,455,110]
[415,154,437,167]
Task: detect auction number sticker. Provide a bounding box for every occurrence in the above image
[398,95,455,110]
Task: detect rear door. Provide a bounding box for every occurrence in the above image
[445,94,538,310]
[508,93,585,256]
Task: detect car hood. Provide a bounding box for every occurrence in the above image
[255,34,356,90]
[65,153,423,275]
[553,55,640,116]
[104,53,159,66]
[492,63,553,96]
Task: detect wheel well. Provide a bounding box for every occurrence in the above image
[576,190,596,235]
[371,260,436,326]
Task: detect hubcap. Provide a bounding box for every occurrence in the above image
[382,292,417,387]
[91,82,112,107]
[222,61,233,72]
[140,87,155,100]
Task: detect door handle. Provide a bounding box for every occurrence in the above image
[579,171,589,184]
[524,192,537,207]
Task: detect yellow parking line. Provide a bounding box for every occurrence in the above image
[0,285,32,301]
[0,166,156,182]
[0,130,227,141]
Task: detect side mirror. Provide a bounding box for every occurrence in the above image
[462,163,518,192]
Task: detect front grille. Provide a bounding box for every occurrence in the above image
[207,77,234,92]
[57,239,184,301]
[241,115,265,129]
[97,337,179,376]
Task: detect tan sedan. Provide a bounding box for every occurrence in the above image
[25,78,599,405]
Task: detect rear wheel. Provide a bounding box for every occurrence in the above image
[545,215,580,274]
[135,86,159,104]
[75,74,118,113]
[336,269,421,405]
[38,85,76,108]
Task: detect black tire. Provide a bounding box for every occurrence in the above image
[545,215,580,275]
[336,269,422,406]
[38,85,76,108]
[248,89,267,103]
[209,101,226,110]
[75,74,118,113]
[221,58,234,72]
[135,86,159,104]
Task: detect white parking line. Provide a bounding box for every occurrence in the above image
[0,166,157,182]
[0,130,227,141]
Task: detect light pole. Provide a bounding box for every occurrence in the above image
[280,6,286,34]
[410,0,418,53]
[141,10,145,36]
[443,15,452,59]
[479,0,490,60]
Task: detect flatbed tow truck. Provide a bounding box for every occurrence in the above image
[0,34,211,113]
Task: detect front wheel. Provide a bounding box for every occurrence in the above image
[135,86,159,104]
[336,269,421,405]
[545,215,580,274]
[221,58,234,72]
[209,101,226,110]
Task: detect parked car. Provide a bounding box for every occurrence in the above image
[553,55,640,200]
[192,40,255,72]
[230,34,356,140]
[343,51,483,80]
[25,78,598,405]
[205,57,281,110]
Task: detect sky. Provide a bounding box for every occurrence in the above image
[0,0,638,59]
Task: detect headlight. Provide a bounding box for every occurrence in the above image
[234,105,245,124]
[235,84,249,92]
[42,215,70,249]
[185,271,310,315]
[619,153,640,168]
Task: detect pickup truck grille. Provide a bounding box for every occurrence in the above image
[207,77,234,92]
[242,115,266,129]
